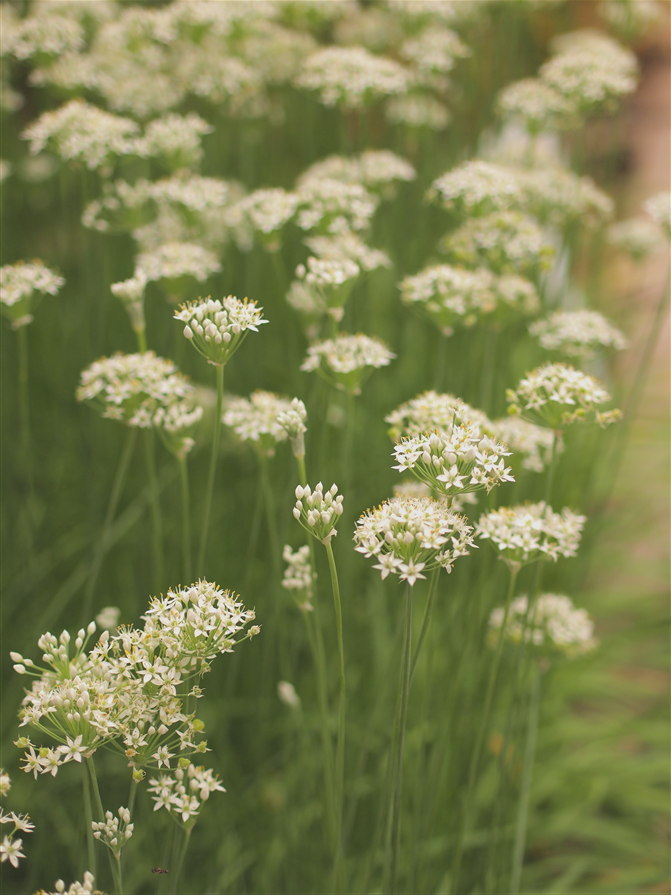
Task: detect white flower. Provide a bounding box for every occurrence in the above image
[0,835,25,867]
[354,496,475,583]
[476,502,586,566]
[0,260,65,329]
[644,191,671,238]
[175,296,268,367]
[297,45,410,108]
[304,232,391,272]
[296,177,378,235]
[301,333,394,394]
[134,112,213,170]
[606,217,664,259]
[497,77,574,131]
[277,681,301,709]
[136,242,221,292]
[91,806,134,859]
[489,593,596,659]
[428,160,527,216]
[386,391,491,441]
[392,426,514,497]
[223,391,299,456]
[293,483,344,545]
[282,545,313,603]
[22,99,140,170]
[507,362,621,429]
[490,417,557,474]
[529,310,627,359]
[386,94,450,130]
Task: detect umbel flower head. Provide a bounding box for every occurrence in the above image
[507,362,622,429]
[282,545,314,611]
[223,391,303,457]
[644,190,671,238]
[386,390,491,441]
[354,496,475,585]
[301,333,395,395]
[427,160,527,217]
[0,260,65,329]
[76,352,197,432]
[400,264,539,335]
[497,77,574,132]
[136,242,221,302]
[175,295,268,367]
[606,217,664,261]
[296,45,410,108]
[489,593,596,660]
[392,424,514,498]
[91,807,134,860]
[34,870,101,895]
[490,417,558,474]
[529,310,627,359]
[440,210,555,277]
[293,483,344,545]
[476,502,586,568]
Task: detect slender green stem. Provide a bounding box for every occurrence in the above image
[82,764,97,877]
[83,428,137,624]
[543,431,561,507]
[169,825,192,895]
[134,325,147,353]
[324,540,346,892]
[409,568,439,685]
[17,326,33,489]
[385,585,413,895]
[111,854,124,895]
[178,456,192,583]
[296,454,308,488]
[451,563,519,891]
[259,454,282,583]
[302,608,337,845]
[87,758,122,889]
[510,668,543,894]
[198,363,224,572]
[144,430,164,591]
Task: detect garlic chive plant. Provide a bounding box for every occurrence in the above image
[176,295,268,570]
[293,483,346,890]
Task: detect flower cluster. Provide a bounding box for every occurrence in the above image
[136,242,221,296]
[13,581,257,781]
[282,545,314,609]
[134,112,213,170]
[277,397,308,459]
[540,30,638,115]
[233,188,299,248]
[392,426,514,497]
[489,593,596,659]
[297,45,409,108]
[354,496,475,584]
[22,99,140,170]
[301,333,395,394]
[91,807,134,860]
[497,77,574,132]
[400,264,539,334]
[0,260,65,329]
[507,362,621,429]
[386,94,450,130]
[296,177,378,235]
[490,417,557,474]
[476,502,586,567]
[147,762,225,825]
[399,25,470,78]
[606,217,664,260]
[34,871,101,895]
[299,150,416,193]
[428,160,526,217]
[530,310,627,359]
[386,390,491,440]
[76,352,198,438]
[441,210,555,276]
[304,232,391,272]
[175,296,268,367]
[293,483,344,545]
[224,391,301,456]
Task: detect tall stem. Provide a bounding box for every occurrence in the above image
[390,586,414,894]
[324,540,346,892]
[17,326,35,550]
[178,456,192,583]
[451,563,519,891]
[144,430,164,591]
[169,825,193,895]
[544,430,561,507]
[510,668,543,894]
[82,764,97,877]
[198,364,224,572]
[83,428,137,624]
[409,568,439,684]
